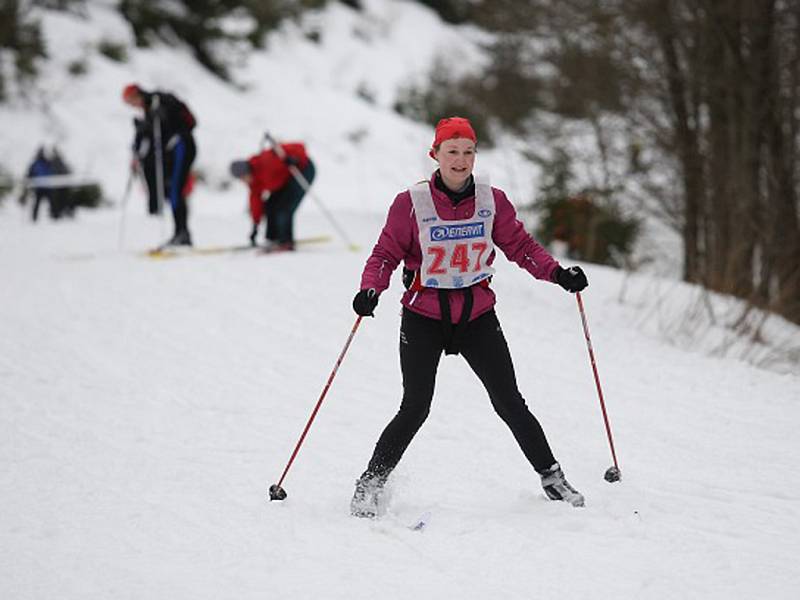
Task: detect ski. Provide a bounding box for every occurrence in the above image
[24,174,98,189]
[146,243,253,259]
[145,235,331,259]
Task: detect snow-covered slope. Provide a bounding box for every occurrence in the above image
[2,198,799,599]
[1,2,799,599]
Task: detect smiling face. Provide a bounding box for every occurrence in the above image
[433,137,476,191]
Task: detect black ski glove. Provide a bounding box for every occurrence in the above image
[353,288,379,317]
[554,266,588,293]
[249,223,258,246]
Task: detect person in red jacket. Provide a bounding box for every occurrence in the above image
[348,117,589,518]
[230,142,315,250]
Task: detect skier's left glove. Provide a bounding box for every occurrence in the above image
[554,266,588,293]
[353,288,379,317]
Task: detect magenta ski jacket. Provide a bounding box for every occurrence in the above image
[359,174,561,323]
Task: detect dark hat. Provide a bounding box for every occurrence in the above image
[229,160,251,178]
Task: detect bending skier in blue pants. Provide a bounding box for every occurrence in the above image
[123,83,197,247]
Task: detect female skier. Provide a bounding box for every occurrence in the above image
[350,117,589,517]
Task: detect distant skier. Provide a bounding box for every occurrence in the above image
[349,116,589,518]
[229,140,315,251]
[24,145,72,221]
[122,83,197,247]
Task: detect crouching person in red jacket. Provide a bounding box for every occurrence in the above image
[230,141,315,251]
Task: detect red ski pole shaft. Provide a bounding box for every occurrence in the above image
[575,292,619,469]
[273,316,363,492]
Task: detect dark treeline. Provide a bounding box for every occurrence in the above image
[639,0,800,326]
[582,0,800,325]
[118,0,326,79]
[0,0,326,89]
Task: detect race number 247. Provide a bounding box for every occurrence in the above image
[427,242,488,274]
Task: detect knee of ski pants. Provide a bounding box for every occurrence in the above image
[488,390,532,423]
[395,400,431,431]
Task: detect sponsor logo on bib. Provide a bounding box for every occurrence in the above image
[430,222,484,241]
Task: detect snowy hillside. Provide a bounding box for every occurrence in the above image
[2,192,800,600]
[2,1,800,599]
[0,0,534,214]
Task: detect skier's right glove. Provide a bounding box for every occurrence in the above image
[352,288,379,317]
[249,223,258,246]
[554,265,588,293]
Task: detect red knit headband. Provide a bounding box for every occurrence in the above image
[429,117,477,158]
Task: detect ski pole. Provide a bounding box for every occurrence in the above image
[575,291,621,483]
[263,132,360,252]
[269,315,363,501]
[117,162,137,250]
[152,94,168,242]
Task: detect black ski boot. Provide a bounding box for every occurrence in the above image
[168,229,192,247]
[539,462,585,507]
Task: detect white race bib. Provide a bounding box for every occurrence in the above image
[409,176,496,289]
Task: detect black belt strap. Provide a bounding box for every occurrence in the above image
[438,287,474,356]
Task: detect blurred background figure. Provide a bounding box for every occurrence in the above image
[23,145,73,222]
[229,140,315,251]
[122,83,197,247]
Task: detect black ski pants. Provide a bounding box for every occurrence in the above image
[365,308,557,479]
[31,187,67,221]
[265,160,315,244]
